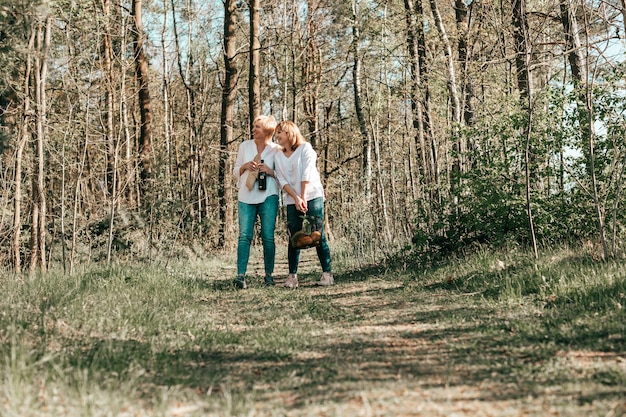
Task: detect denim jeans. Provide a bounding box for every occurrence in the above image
[237,195,279,276]
[286,197,331,274]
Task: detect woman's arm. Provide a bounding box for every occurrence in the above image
[283,183,307,212]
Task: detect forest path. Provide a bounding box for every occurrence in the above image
[192,246,624,416]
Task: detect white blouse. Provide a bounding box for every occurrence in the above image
[233,140,281,204]
[274,142,325,205]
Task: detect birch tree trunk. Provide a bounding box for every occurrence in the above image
[429,0,462,186]
[455,0,474,127]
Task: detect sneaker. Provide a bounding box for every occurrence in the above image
[284,273,298,289]
[264,274,275,286]
[233,275,246,289]
[319,272,334,286]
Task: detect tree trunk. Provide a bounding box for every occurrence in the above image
[302,0,321,149]
[455,0,474,127]
[512,0,531,102]
[429,0,462,186]
[132,0,153,203]
[12,28,36,274]
[29,13,51,275]
[249,0,260,127]
[351,0,372,203]
[512,0,539,258]
[403,0,438,210]
[218,0,239,249]
[101,0,116,199]
[161,0,172,192]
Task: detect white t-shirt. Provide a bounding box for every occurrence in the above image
[274,142,325,205]
[233,140,281,204]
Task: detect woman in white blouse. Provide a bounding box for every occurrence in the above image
[274,120,333,288]
[232,115,282,288]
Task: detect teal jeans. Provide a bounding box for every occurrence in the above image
[237,195,279,276]
[286,197,331,274]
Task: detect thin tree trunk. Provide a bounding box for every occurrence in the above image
[101,0,116,199]
[161,0,172,193]
[132,0,153,202]
[429,0,462,187]
[404,0,438,195]
[303,0,321,149]
[218,0,239,249]
[249,0,260,127]
[117,3,135,208]
[512,0,531,102]
[513,0,539,258]
[30,13,51,275]
[12,29,36,274]
[403,0,426,180]
[455,0,474,127]
[351,0,372,203]
[620,0,626,36]
[71,93,92,276]
[580,7,609,259]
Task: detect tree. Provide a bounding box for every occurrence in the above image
[248,0,260,127]
[29,7,52,274]
[12,24,36,274]
[218,0,239,249]
[132,0,153,203]
[351,0,372,202]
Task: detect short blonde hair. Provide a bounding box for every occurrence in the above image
[276,120,305,151]
[254,115,277,136]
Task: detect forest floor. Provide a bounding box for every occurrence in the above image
[180,247,626,417]
[2,244,626,416]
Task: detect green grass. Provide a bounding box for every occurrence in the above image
[1,245,625,416]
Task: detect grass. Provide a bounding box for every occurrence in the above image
[1,244,625,416]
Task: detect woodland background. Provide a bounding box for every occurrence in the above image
[0,0,625,275]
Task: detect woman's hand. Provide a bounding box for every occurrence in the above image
[246,160,259,171]
[295,195,307,213]
[258,162,274,177]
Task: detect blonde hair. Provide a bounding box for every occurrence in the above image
[276,120,305,151]
[254,115,277,137]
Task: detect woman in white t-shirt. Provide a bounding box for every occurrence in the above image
[274,120,333,288]
[232,115,282,288]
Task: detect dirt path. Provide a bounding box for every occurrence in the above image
[200,248,626,416]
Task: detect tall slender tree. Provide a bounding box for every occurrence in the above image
[218,0,239,249]
[351,0,371,202]
[249,0,260,127]
[132,0,153,203]
[12,27,36,274]
[29,9,52,274]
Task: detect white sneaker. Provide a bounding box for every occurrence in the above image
[319,272,334,286]
[284,274,298,289]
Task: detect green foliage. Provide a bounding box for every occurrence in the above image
[411,67,626,259]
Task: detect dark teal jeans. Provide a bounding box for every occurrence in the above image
[286,197,331,274]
